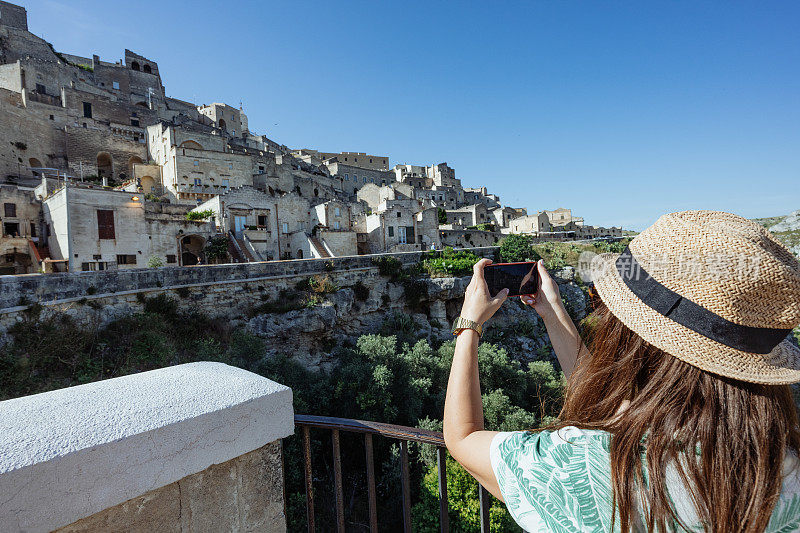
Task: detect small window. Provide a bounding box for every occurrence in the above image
[229,163,233,169]
[194,178,201,186]
[93,254,102,261]
[257,214,268,226]
[131,119,140,127]
[116,254,137,265]
[83,102,92,118]
[222,179,230,188]
[166,255,176,264]
[344,174,349,181]
[35,83,46,94]
[97,210,115,239]
[112,81,120,90]
[397,212,401,218]
[81,262,91,271]
[4,203,16,217]
[282,222,289,233]
[370,159,373,163]
[388,226,394,237]
[334,221,340,230]
[193,160,199,166]
[30,222,36,237]
[49,114,54,120]
[334,207,341,217]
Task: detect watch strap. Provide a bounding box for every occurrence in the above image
[452,316,483,337]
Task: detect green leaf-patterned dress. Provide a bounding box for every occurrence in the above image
[490,427,800,532]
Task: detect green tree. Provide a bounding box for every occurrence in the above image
[438,207,448,225]
[147,255,164,268]
[499,234,541,263]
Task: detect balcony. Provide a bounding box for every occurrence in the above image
[0,364,490,532]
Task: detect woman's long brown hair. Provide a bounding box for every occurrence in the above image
[557,301,800,532]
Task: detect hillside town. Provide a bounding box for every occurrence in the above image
[0,1,621,275]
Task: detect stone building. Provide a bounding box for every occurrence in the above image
[297,149,389,171]
[444,203,490,227]
[197,103,248,138]
[41,183,213,271]
[490,206,525,228]
[324,160,395,196]
[355,198,440,254]
[356,182,415,211]
[0,183,41,273]
[464,186,501,209]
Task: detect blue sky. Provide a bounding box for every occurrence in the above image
[24,0,800,230]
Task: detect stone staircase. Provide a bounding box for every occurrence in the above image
[308,236,331,258]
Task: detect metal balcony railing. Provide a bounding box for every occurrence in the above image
[291,414,491,533]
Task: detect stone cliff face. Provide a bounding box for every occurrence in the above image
[246,268,589,371]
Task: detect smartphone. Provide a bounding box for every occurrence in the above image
[484,262,539,297]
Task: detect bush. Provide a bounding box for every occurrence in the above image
[296,275,338,294]
[186,209,215,221]
[147,255,164,268]
[437,207,448,225]
[422,247,480,277]
[372,256,404,279]
[499,234,540,263]
[205,235,229,263]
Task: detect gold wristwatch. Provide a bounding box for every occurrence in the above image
[452,316,483,338]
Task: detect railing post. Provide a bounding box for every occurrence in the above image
[400,440,412,533]
[302,426,315,532]
[364,434,378,533]
[332,429,345,533]
[479,485,490,533]
[436,447,449,532]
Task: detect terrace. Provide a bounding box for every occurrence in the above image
[0,362,490,532]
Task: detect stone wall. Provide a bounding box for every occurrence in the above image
[0,247,499,328]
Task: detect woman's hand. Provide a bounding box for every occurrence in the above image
[460,258,509,324]
[520,260,566,320]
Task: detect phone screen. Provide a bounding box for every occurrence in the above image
[484,262,539,297]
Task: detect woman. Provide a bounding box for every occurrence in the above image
[443,211,800,532]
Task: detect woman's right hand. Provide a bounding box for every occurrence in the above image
[521,260,566,320]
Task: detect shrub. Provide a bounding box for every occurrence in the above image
[175,287,191,299]
[499,234,540,263]
[422,247,480,277]
[142,294,178,317]
[86,286,97,295]
[186,209,215,221]
[372,256,404,279]
[437,207,448,225]
[147,255,164,268]
[205,235,229,263]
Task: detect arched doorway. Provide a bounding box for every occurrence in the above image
[128,156,143,176]
[143,64,152,74]
[218,118,226,130]
[97,152,113,179]
[131,61,140,71]
[297,249,303,259]
[180,234,206,265]
[141,176,156,193]
[28,158,42,175]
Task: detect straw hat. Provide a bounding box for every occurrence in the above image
[589,210,800,384]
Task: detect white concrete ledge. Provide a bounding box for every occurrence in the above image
[0,362,294,533]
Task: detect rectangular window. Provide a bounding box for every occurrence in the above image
[334,207,341,217]
[131,119,140,127]
[334,221,340,230]
[282,222,289,233]
[344,174,349,181]
[166,255,176,264]
[83,102,92,118]
[97,209,115,239]
[116,254,137,265]
[30,222,36,237]
[257,214,268,227]
[112,81,120,90]
[4,203,16,217]
[222,179,230,188]
[397,212,402,218]
[81,262,91,272]
[3,222,19,236]
[35,83,46,94]
[194,178,202,186]
[388,226,394,237]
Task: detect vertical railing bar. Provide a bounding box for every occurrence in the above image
[364,434,379,533]
[479,484,490,533]
[302,425,315,533]
[400,440,412,533]
[436,446,450,532]
[332,429,345,533]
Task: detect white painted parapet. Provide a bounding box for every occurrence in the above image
[0,362,294,533]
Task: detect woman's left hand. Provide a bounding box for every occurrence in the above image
[460,258,509,325]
